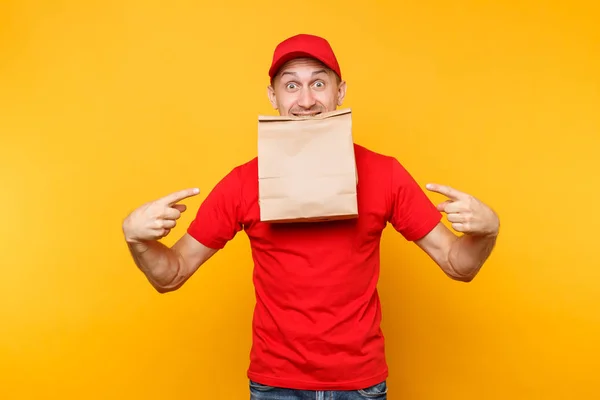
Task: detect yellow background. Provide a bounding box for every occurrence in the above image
[1,0,599,399]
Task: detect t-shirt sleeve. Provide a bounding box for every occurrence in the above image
[388,158,442,241]
[187,167,244,250]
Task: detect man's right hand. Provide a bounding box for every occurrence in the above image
[122,188,200,244]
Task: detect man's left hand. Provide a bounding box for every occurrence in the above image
[426,183,500,237]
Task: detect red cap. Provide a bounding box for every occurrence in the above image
[268,34,342,81]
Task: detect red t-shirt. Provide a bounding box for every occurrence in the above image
[187,143,441,391]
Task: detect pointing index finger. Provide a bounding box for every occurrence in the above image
[426,183,465,200]
[160,188,200,205]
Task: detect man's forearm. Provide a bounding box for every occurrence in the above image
[448,233,498,281]
[127,240,182,291]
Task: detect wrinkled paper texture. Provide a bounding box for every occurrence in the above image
[257,108,358,223]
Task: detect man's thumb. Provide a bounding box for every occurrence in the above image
[172,204,187,213]
[437,200,452,212]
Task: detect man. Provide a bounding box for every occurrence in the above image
[122,34,500,399]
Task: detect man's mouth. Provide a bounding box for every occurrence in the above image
[292,112,322,117]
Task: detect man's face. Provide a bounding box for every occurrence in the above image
[267,58,347,117]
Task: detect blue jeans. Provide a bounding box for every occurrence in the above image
[249,380,387,399]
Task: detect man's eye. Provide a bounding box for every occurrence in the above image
[286,83,297,90]
[314,81,324,88]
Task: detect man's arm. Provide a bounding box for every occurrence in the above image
[414,183,500,282]
[122,188,219,293]
[126,234,218,293]
[415,222,497,282]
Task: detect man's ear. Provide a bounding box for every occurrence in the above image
[336,80,347,106]
[267,85,278,110]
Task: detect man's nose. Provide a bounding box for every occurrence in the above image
[297,87,316,109]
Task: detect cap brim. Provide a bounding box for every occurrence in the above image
[269,50,330,80]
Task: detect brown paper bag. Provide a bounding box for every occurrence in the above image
[257,108,358,223]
